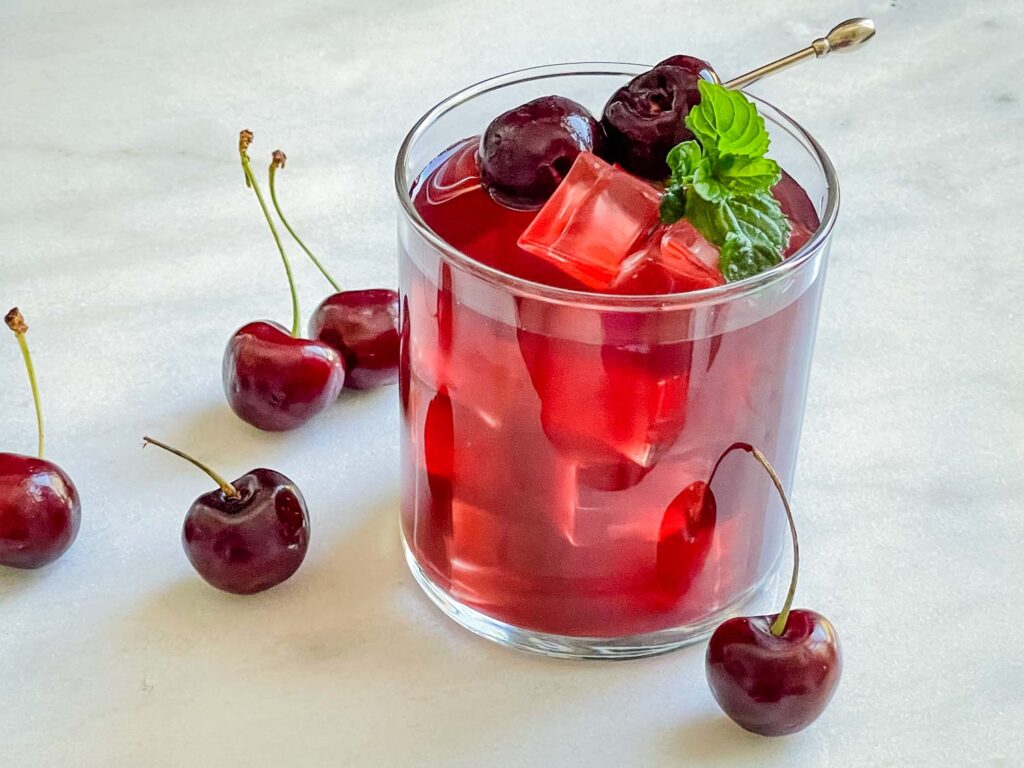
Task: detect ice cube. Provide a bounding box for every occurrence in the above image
[607,221,723,294]
[517,152,662,290]
[658,221,725,290]
[518,327,692,470]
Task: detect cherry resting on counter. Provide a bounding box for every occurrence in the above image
[0,308,81,569]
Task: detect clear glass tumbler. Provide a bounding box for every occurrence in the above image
[395,64,838,659]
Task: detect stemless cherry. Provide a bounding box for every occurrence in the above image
[143,437,309,594]
[0,308,81,569]
[267,150,400,389]
[705,443,842,736]
[602,55,712,179]
[223,131,345,430]
[479,95,606,208]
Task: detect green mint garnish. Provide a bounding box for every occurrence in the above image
[659,80,790,282]
[719,232,783,283]
[685,81,771,159]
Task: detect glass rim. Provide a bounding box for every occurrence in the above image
[395,61,840,310]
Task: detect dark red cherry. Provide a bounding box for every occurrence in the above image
[1,307,81,569]
[0,454,80,569]
[309,289,400,390]
[479,95,606,208]
[182,467,308,595]
[703,443,841,737]
[223,321,345,431]
[706,610,842,736]
[601,55,712,179]
[228,131,343,431]
[773,169,821,232]
[144,437,309,594]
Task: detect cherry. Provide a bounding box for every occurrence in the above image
[705,443,841,736]
[601,55,712,180]
[0,308,81,569]
[307,290,399,389]
[479,95,606,209]
[266,150,400,389]
[143,437,309,594]
[223,131,345,431]
[224,320,345,431]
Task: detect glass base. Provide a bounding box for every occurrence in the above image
[403,539,781,660]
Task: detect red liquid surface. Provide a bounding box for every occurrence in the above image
[400,139,824,637]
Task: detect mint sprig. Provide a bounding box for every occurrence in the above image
[660,80,790,282]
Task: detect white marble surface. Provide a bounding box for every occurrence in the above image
[1,0,1021,765]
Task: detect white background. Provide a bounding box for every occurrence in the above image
[1,0,1021,765]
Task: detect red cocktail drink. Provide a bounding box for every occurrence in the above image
[396,64,836,657]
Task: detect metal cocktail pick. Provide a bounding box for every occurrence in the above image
[706,18,876,90]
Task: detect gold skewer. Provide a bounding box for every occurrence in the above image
[707,18,876,90]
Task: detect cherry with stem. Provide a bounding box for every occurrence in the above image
[0,308,81,569]
[222,130,345,431]
[268,149,400,390]
[705,442,841,737]
[143,436,310,594]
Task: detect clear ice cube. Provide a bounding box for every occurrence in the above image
[658,221,724,290]
[517,152,662,290]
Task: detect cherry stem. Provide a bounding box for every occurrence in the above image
[268,151,342,293]
[5,308,45,459]
[709,442,799,637]
[238,131,301,338]
[142,436,240,499]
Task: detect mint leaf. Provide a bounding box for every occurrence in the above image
[716,155,781,195]
[718,232,782,282]
[690,162,729,203]
[729,193,790,251]
[666,141,704,184]
[685,191,790,255]
[659,187,687,224]
[685,80,770,159]
[668,141,730,203]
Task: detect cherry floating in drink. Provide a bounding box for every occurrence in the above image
[0,308,81,569]
[479,95,606,208]
[602,54,711,179]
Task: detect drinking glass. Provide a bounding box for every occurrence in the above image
[395,63,838,659]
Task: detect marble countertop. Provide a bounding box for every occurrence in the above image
[2,0,1021,765]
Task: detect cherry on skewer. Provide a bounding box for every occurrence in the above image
[705,443,841,736]
[142,436,309,594]
[0,308,81,569]
[223,131,345,431]
[268,150,400,390]
[601,55,712,180]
